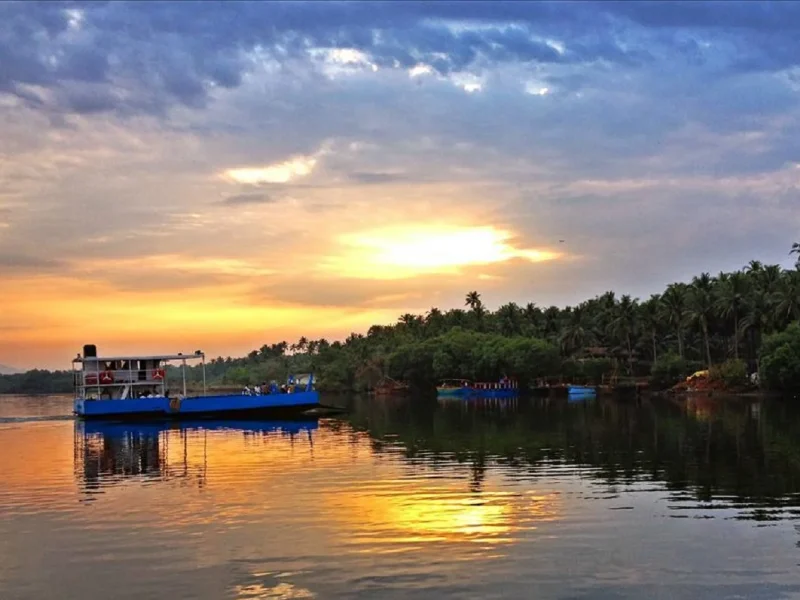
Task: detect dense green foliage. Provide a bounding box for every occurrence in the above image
[650,353,703,390]
[3,244,799,394]
[710,359,749,388]
[760,322,800,392]
[0,369,74,395]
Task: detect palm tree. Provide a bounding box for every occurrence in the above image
[522,302,543,336]
[496,302,523,336]
[639,294,661,363]
[688,273,715,367]
[465,291,482,311]
[424,307,444,337]
[791,242,800,269]
[560,306,594,355]
[715,272,748,359]
[465,290,486,330]
[398,313,422,331]
[772,270,800,326]
[660,283,688,357]
[608,294,637,373]
[542,306,561,342]
[744,260,763,274]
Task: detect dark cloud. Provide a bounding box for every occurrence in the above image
[348,172,411,185]
[3,2,800,118]
[222,193,275,206]
[0,254,65,272]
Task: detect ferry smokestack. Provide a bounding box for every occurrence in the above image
[83,344,97,358]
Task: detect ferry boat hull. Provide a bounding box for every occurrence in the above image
[74,391,320,420]
[436,379,520,400]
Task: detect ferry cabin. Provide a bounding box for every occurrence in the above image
[74,348,204,401]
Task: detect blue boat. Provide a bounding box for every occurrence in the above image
[72,345,320,420]
[567,385,597,396]
[436,377,520,399]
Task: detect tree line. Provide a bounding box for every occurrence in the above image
[3,244,800,395]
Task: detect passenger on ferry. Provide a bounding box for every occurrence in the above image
[254,384,262,395]
[242,385,251,395]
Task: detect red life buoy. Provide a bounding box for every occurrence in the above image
[152,368,165,381]
[99,370,114,384]
[85,374,98,385]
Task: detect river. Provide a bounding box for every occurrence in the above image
[1,393,800,599]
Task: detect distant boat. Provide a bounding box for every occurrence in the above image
[72,344,319,420]
[437,377,519,399]
[567,385,596,396]
[436,379,473,398]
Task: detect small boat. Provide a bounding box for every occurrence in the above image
[72,344,320,420]
[437,377,520,399]
[436,379,473,397]
[567,385,597,396]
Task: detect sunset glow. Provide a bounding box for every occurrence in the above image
[325,226,561,279]
[222,155,318,184]
[2,2,799,369]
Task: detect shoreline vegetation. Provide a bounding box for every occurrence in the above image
[3,245,800,397]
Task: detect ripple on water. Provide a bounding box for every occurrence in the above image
[2,394,800,599]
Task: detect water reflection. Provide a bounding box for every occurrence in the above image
[343,394,800,522]
[3,394,800,598]
[74,420,319,495]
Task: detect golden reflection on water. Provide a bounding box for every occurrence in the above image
[234,582,315,599]
[333,486,561,551]
[66,420,563,558]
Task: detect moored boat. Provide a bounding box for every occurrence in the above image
[436,379,473,397]
[72,345,320,420]
[436,377,519,399]
[567,385,597,396]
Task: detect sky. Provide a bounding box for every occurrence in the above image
[1,1,800,370]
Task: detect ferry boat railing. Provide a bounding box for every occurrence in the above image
[72,352,206,400]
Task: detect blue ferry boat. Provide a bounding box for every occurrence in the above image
[72,345,320,420]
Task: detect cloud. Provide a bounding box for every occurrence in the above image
[347,172,411,184]
[221,192,275,206]
[4,2,800,119]
[3,1,800,368]
[0,253,66,278]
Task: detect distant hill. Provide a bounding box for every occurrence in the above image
[0,364,21,375]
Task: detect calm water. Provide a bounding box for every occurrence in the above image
[2,395,800,599]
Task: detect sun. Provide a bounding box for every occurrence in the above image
[323,225,561,279]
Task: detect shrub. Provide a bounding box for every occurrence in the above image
[650,352,703,390]
[709,358,748,388]
[759,322,800,391]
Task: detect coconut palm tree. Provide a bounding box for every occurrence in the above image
[496,302,523,336]
[715,271,749,359]
[560,306,595,355]
[660,283,689,357]
[744,260,763,275]
[608,294,638,373]
[772,271,800,326]
[791,242,800,269]
[639,294,661,362]
[424,307,444,336]
[465,291,482,311]
[689,273,715,367]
